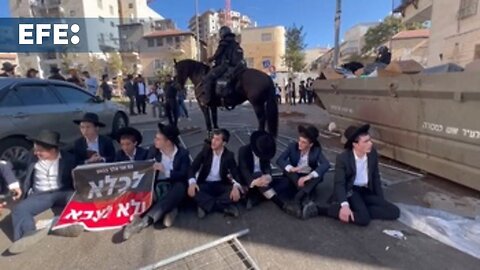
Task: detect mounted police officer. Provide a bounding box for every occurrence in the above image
[203,26,245,106]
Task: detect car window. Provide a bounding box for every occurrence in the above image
[14,85,61,105]
[0,90,23,107]
[53,85,93,104]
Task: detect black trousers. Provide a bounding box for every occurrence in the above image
[165,98,179,127]
[144,180,186,223]
[285,172,322,200]
[136,95,147,114]
[330,187,400,226]
[11,190,73,241]
[127,95,136,114]
[194,182,235,213]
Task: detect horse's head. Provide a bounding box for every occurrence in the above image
[173,59,209,87]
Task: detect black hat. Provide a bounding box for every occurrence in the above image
[298,125,320,147]
[158,123,180,145]
[1,62,16,71]
[27,68,38,73]
[250,130,276,160]
[344,124,370,149]
[50,66,61,73]
[27,130,64,147]
[116,127,143,145]
[73,113,106,127]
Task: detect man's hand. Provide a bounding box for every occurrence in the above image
[87,153,103,163]
[188,184,199,198]
[255,176,271,187]
[289,167,301,173]
[298,175,312,188]
[153,162,165,172]
[339,205,354,223]
[230,186,241,202]
[10,187,22,200]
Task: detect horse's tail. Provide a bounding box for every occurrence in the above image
[266,83,279,137]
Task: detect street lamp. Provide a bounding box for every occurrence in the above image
[195,0,201,61]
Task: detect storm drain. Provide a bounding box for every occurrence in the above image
[139,229,260,270]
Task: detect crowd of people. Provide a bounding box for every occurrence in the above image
[275,77,317,106]
[0,111,400,254]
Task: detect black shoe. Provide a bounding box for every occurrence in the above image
[302,201,319,220]
[197,207,206,219]
[223,205,240,217]
[122,216,149,241]
[283,203,302,219]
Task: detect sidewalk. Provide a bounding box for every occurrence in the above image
[278,103,332,128]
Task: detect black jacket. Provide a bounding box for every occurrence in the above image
[48,74,66,81]
[333,148,384,203]
[147,145,191,183]
[72,135,116,165]
[22,150,76,199]
[276,142,330,177]
[124,80,137,97]
[114,147,149,162]
[237,145,272,186]
[210,34,240,66]
[188,146,240,185]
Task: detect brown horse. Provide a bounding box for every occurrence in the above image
[173,59,279,136]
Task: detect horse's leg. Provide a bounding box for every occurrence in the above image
[211,106,219,129]
[253,103,266,131]
[202,106,212,132]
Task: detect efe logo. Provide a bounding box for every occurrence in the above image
[18,23,80,45]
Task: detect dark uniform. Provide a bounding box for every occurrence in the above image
[164,78,179,127]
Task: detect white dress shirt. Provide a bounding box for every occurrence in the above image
[285,150,319,178]
[253,153,261,173]
[138,83,146,95]
[126,148,137,161]
[33,153,61,192]
[158,146,178,180]
[206,150,223,182]
[353,152,369,187]
[86,137,100,154]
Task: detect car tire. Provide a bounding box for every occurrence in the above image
[111,112,129,136]
[0,137,32,180]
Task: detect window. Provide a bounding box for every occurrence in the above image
[0,90,23,107]
[147,38,154,47]
[475,44,480,60]
[97,0,103,9]
[175,36,180,43]
[261,33,272,42]
[109,5,114,16]
[154,59,162,69]
[458,0,479,19]
[246,57,254,67]
[166,36,173,45]
[110,21,115,27]
[99,16,105,23]
[156,37,163,46]
[128,3,134,9]
[53,85,93,104]
[14,85,61,106]
[70,10,76,17]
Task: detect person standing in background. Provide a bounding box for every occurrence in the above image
[135,75,147,115]
[82,71,98,96]
[100,74,112,100]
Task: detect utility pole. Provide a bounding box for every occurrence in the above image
[333,0,341,67]
[195,0,201,61]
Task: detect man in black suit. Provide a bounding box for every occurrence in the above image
[135,75,147,115]
[123,74,137,115]
[122,124,190,240]
[238,131,285,211]
[7,130,78,254]
[276,125,331,218]
[114,127,148,162]
[188,129,242,218]
[304,124,400,226]
[164,75,179,128]
[72,113,115,165]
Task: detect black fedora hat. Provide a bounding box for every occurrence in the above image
[27,130,64,147]
[1,62,16,71]
[50,66,61,73]
[73,113,106,127]
[298,125,320,147]
[116,127,143,145]
[250,130,276,160]
[158,123,180,145]
[344,124,370,149]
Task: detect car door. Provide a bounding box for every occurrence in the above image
[51,84,112,141]
[1,83,72,143]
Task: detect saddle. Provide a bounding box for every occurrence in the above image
[215,64,246,110]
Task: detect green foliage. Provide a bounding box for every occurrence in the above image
[283,24,307,72]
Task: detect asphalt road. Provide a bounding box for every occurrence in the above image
[0,103,478,270]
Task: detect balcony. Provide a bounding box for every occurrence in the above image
[395,0,433,23]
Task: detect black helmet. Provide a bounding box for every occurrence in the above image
[219,26,232,39]
[377,46,389,54]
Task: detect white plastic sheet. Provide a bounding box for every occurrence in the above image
[397,203,480,259]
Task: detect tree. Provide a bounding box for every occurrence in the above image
[89,55,104,78]
[283,24,307,73]
[362,16,424,54]
[107,52,123,76]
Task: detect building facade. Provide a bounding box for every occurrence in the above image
[240,26,286,73]
[340,22,378,63]
[390,29,429,66]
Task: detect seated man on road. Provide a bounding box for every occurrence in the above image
[0,160,21,216]
[7,130,80,254]
[72,113,115,165]
[276,125,331,218]
[238,130,286,211]
[188,129,242,218]
[122,124,190,240]
[114,127,148,162]
[304,124,400,226]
